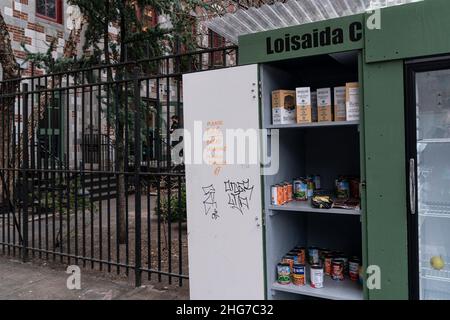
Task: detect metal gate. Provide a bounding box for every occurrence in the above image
[0,46,238,287]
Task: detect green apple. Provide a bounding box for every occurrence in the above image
[430,256,445,270]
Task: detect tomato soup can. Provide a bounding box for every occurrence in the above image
[331,259,345,281]
[349,257,361,281]
[310,264,324,288]
[277,263,291,285]
[292,264,306,286]
[308,246,320,265]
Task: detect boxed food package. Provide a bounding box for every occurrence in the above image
[296,87,312,123]
[311,92,318,122]
[346,83,360,121]
[272,90,296,125]
[334,86,346,122]
[317,88,332,122]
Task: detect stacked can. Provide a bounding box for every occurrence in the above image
[308,247,320,265]
[292,264,306,286]
[349,257,361,281]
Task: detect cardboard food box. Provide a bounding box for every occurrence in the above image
[317,88,332,122]
[346,82,360,121]
[311,91,318,122]
[272,90,296,125]
[296,87,312,123]
[334,86,346,122]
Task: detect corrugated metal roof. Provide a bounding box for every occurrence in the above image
[207,0,423,44]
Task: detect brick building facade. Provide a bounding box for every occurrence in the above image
[0,0,236,170]
[0,0,70,77]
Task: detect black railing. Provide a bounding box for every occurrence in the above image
[0,46,238,287]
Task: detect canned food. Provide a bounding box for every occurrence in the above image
[336,178,350,199]
[331,259,345,281]
[292,264,306,286]
[314,175,321,190]
[271,185,279,206]
[310,264,324,288]
[282,255,295,270]
[319,249,331,262]
[277,185,285,205]
[277,263,291,285]
[293,179,308,201]
[286,182,293,201]
[307,179,315,198]
[324,254,333,276]
[349,257,360,281]
[308,247,320,265]
[297,247,306,265]
[336,254,348,275]
[284,184,289,204]
[288,251,300,264]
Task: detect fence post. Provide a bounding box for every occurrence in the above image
[22,83,29,262]
[133,66,142,287]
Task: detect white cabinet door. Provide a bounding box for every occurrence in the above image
[183,65,265,300]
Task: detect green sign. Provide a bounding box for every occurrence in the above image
[239,14,365,65]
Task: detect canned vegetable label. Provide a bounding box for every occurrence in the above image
[277,263,291,285]
[293,179,308,201]
[292,264,305,286]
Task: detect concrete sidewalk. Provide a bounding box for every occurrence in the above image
[0,257,189,300]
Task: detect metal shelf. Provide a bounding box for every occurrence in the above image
[421,266,450,283]
[272,271,363,300]
[419,204,450,219]
[268,201,361,216]
[418,138,450,144]
[266,121,359,130]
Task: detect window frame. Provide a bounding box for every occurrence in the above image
[36,0,63,24]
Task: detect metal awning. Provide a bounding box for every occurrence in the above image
[207,0,423,44]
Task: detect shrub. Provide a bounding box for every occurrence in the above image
[160,186,186,223]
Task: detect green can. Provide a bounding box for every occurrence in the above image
[277,263,291,285]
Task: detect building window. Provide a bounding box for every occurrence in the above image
[36,0,63,24]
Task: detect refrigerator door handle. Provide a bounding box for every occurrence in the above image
[409,158,416,215]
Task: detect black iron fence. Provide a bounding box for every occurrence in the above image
[0,46,238,287]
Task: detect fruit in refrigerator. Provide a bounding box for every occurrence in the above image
[430,256,445,270]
